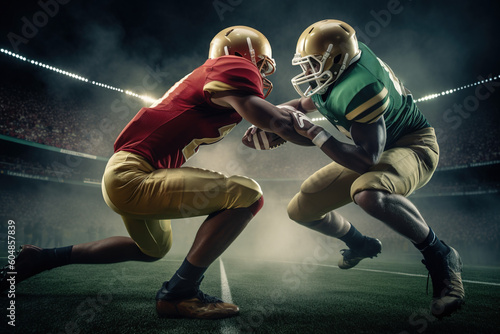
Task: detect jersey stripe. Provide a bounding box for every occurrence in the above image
[345,87,388,121]
[357,97,390,123]
[203,80,238,93]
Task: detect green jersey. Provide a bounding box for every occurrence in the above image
[311,42,430,149]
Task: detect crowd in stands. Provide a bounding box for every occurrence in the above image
[1,83,500,173]
[0,78,499,265]
[0,85,118,158]
[0,153,105,183]
[413,179,500,196]
[0,155,73,180]
[436,117,500,167]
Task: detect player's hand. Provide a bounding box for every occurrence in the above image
[243,125,259,140]
[242,125,287,150]
[290,110,315,137]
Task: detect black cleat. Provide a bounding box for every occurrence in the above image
[422,244,465,319]
[0,245,50,292]
[338,237,382,269]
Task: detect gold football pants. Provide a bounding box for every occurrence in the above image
[102,151,262,258]
[288,127,439,223]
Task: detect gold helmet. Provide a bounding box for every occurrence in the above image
[209,26,276,98]
[291,19,361,97]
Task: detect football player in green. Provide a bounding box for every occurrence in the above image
[281,19,464,318]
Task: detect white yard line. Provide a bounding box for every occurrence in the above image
[258,259,500,286]
[219,258,239,334]
[219,258,233,303]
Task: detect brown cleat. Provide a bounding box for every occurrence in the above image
[156,297,239,319]
[155,280,239,319]
[0,245,47,292]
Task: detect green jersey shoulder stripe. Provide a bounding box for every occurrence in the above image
[311,42,430,148]
[346,84,389,123]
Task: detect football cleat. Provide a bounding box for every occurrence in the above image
[156,280,239,319]
[0,245,49,292]
[422,244,465,319]
[338,237,382,269]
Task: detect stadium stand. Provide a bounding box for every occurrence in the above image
[0,69,499,265]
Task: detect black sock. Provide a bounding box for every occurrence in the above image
[339,224,366,250]
[414,228,450,260]
[166,258,207,291]
[41,245,73,269]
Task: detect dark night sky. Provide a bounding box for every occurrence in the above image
[1,0,500,106]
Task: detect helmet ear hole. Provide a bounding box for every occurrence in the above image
[333,54,342,64]
[234,51,243,57]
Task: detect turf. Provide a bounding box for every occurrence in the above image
[1,257,499,334]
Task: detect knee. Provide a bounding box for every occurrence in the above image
[353,190,387,214]
[138,228,173,260]
[227,175,263,208]
[140,252,164,262]
[287,202,300,223]
[287,197,308,224]
[140,241,172,260]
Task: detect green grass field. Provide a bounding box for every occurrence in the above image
[1,256,499,334]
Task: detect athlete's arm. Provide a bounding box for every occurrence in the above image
[290,111,386,174]
[279,96,317,114]
[211,92,314,146]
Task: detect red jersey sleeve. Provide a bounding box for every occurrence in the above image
[203,56,265,100]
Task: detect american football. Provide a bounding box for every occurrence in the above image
[241,125,287,150]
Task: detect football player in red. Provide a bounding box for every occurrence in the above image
[0,26,310,319]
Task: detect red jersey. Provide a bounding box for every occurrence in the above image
[114,56,264,169]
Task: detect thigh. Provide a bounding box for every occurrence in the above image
[287,162,359,222]
[103,152,261,219]
[122,217,173,258]
[351,142,437,198]
[142,167,261,218]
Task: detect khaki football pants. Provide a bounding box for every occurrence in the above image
[288,127,439,223]
[102,151,262,258]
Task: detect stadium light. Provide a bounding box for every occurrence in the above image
[0,48,157,103]
[416,76,499,102]
[1,48,497,108]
